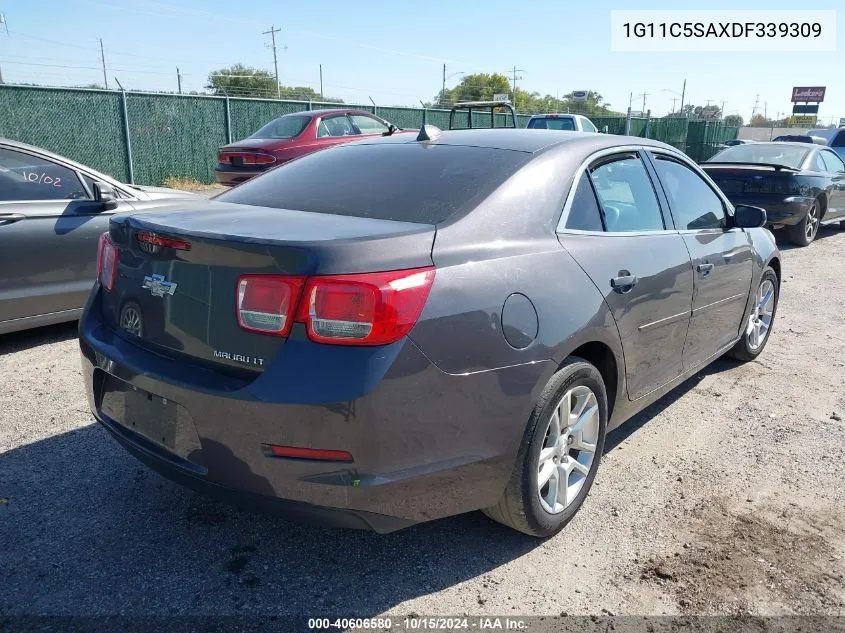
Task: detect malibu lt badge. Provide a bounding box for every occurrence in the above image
[142,273,177,297]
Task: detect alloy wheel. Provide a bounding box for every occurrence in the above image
[805,202,820,241]
[746,279,775,350]
[537,385,600,514]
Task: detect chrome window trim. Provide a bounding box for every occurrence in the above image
[556,144,672,235]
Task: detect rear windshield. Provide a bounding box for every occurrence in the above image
[216,142,531,224]
[708,144,809,170]
[249,115,310,140]
[528,117,576,131]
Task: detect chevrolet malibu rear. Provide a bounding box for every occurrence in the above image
[80,129,779,535]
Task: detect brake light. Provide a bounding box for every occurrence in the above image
[236,275,305,336]
[218,151,276,166]
[297,267,435,345]
[136,231,191,251]
[96,232,118,291]
[234,267,435,345]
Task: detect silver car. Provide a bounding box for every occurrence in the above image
[0,139,199,334]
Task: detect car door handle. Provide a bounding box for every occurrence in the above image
[0,213,25,226]
[697,263,714,274]
[610,274,638,291]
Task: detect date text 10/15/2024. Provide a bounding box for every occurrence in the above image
[307,617,529,630]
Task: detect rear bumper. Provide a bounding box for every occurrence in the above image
[727,195,815,227]
[79,290,550,532]
[213,164,268,186]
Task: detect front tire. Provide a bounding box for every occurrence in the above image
[728,266,779,362]
[483,357,608,537]
[786,199,820,246]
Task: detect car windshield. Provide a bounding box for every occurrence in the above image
[708,144,809,169]
[216,143,531,224]
[528,117,576,131]
[249,115,310,140]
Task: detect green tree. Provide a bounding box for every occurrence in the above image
[207,64,278,98]
[436,73,512,106]
[278,85,344,103]
[206,65,344,101]
[724,114,744,126]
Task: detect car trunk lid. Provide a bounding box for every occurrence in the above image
[703,163,798,196]
[102,201,435,374]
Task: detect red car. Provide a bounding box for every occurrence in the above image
[215,109,408,186]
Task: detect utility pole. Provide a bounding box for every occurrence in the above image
[751,94,760,121]
[629,92,633,110]
[262,25,282,99]
[510,65,524,110]
[640,92,648,114]
[721,101,725,119]
[680,78,686,113]
[671,97,677,114]
[176,67,182,94]
[764,101,767,120]
[319,64,323,100]
[99,38,108,89]
[441,63,446,106]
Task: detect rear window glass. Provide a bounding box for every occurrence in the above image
[708,144,809,170]
[249,116,310,140]
[216,143,531,224]
[528,117,576,131]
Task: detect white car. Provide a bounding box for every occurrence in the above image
[526,113,599,132]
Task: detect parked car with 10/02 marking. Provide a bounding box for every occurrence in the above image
[80,127,780,536]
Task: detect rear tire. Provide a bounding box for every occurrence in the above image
[728,267,779,362]
[483,357,608,537]
[786,199,820,246]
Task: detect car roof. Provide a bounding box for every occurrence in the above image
[0,137,126,187]
[354,128,674,154]
[529,113,580,118]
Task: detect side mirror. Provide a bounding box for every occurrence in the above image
[383,123,397,136]
[93,182,118,211]
[733,205,767,228]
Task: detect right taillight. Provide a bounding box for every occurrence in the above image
[234,267,435,345]
[96,232,118,291]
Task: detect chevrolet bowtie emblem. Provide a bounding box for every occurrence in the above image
[142,273,177,297]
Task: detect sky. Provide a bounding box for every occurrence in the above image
[0,0,842,124]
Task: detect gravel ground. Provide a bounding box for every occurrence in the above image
[0,228,843,621]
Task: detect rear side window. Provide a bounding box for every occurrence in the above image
[564,173,604,231]
[820,150,845,172]
[589,155,664,232]
[216,143,531,224]
[249,116,310,140]
[0,147,89,202]
[317,115,356,138]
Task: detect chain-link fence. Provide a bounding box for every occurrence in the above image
[0,85,738,185]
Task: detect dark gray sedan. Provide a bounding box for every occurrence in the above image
[0,139,198,334]
[79,128,780,536]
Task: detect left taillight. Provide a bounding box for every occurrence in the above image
[96,232,118,291]
[236,275,306,336]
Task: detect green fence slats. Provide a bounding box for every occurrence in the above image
[0,86,738,185]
